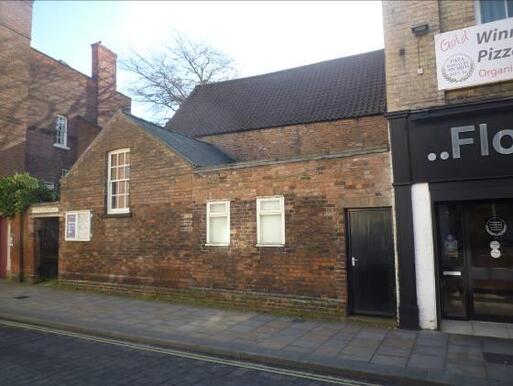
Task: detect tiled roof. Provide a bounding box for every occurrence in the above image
[124,113,234,167]
[166,49,385,137]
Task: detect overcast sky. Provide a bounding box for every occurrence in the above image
[32,1,384,122]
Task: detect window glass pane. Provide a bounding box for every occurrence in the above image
[118,181,126,194]
[110,167,117,180]
[118,166,125,180]
[259,214,283,244]
[111,153,118,167]
[124,166,130,179]
[480,0,507,23]
[118,195,127,209]
[118,152,125,165]
[111,195,118,209]
[209,216,228,243]
[209,202,226,214]
[66,214,76,239]
[125,152,130,164]
[260,199,281,211]
[111,181,118,195]
[77,213,90,240]
[508,0,513,16]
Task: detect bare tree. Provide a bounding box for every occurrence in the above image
[121,33,237,121]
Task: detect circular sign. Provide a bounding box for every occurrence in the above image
[491,249,502,259]
[485,217,507,237]
[490,240,501,250]
[441,54,475,83]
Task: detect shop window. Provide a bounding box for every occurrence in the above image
[206,201,230,246]
[65,210,92,241]
[107,149,130,214]
[54,115,68,149]
[477,0,513,23]
[256,196,285,246]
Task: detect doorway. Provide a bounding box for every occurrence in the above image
[346,208,396,317]
[437,200,513,323]
[0,217,7,278]
[36,218,59,280]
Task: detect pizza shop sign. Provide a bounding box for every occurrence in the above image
[435,17,513,90]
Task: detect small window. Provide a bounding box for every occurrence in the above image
[61,169,69,177]
[477,0,513,23]
[65,210,92,241]
[206,201,230,246]
[43,181,55,191]
[54,115,68,148]
[107,149,130,214]
[257,196,285,246]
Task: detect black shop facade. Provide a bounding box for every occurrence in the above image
[389,97,513,330]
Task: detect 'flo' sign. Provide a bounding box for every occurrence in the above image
[435,17,513,90]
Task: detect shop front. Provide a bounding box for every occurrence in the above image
[389,97,513,330]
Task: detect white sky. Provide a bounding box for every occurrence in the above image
[33,1,384,121]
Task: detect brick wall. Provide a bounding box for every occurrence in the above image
[198,115,388,161]
[0,1,32,177]
[92,43,131,128]
[24,47,129,184]
[59,113,392,317]
[0,0,130,183]
[383,0,513,112]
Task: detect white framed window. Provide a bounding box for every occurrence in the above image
[107,148,130,214]
[54,115,68,149]
[256,196,285,247]
[65,210,92,241]
[206,201,230,246]
[476,0,513,23]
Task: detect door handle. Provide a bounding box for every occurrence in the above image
[352,257,358,267]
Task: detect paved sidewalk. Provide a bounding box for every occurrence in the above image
[0,281,512,386]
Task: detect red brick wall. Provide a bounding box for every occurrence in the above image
[0,3,130,183]
[22,47,129,184]
[0,1,32,177]
[92,43,131,128]
[59,113,393,316]
[198,115,388,161]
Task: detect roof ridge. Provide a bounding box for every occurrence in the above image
[196,49,384,88]
[123,112,235,166]
[124,112,200,139]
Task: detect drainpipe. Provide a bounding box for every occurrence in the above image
[19,213,24,282]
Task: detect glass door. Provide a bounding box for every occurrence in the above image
[466,201,513,322]
[437,200,513,323]
[437,203,468,319]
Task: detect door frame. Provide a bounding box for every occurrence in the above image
[345,206,396,317]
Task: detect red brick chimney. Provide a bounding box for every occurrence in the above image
[91,42,121,128]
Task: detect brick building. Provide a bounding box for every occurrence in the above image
[58,51,397,319]
[0,1,130,280]
[384,0,513,330]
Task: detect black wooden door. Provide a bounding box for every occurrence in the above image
[347,208,396,317]
[38,218,59,280]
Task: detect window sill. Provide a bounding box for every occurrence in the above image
[205,243,230,247]
[53,143,70,150]
[256,244,285,248]
[103,211,132,219]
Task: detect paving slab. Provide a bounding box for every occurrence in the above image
[1,281,513,386]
